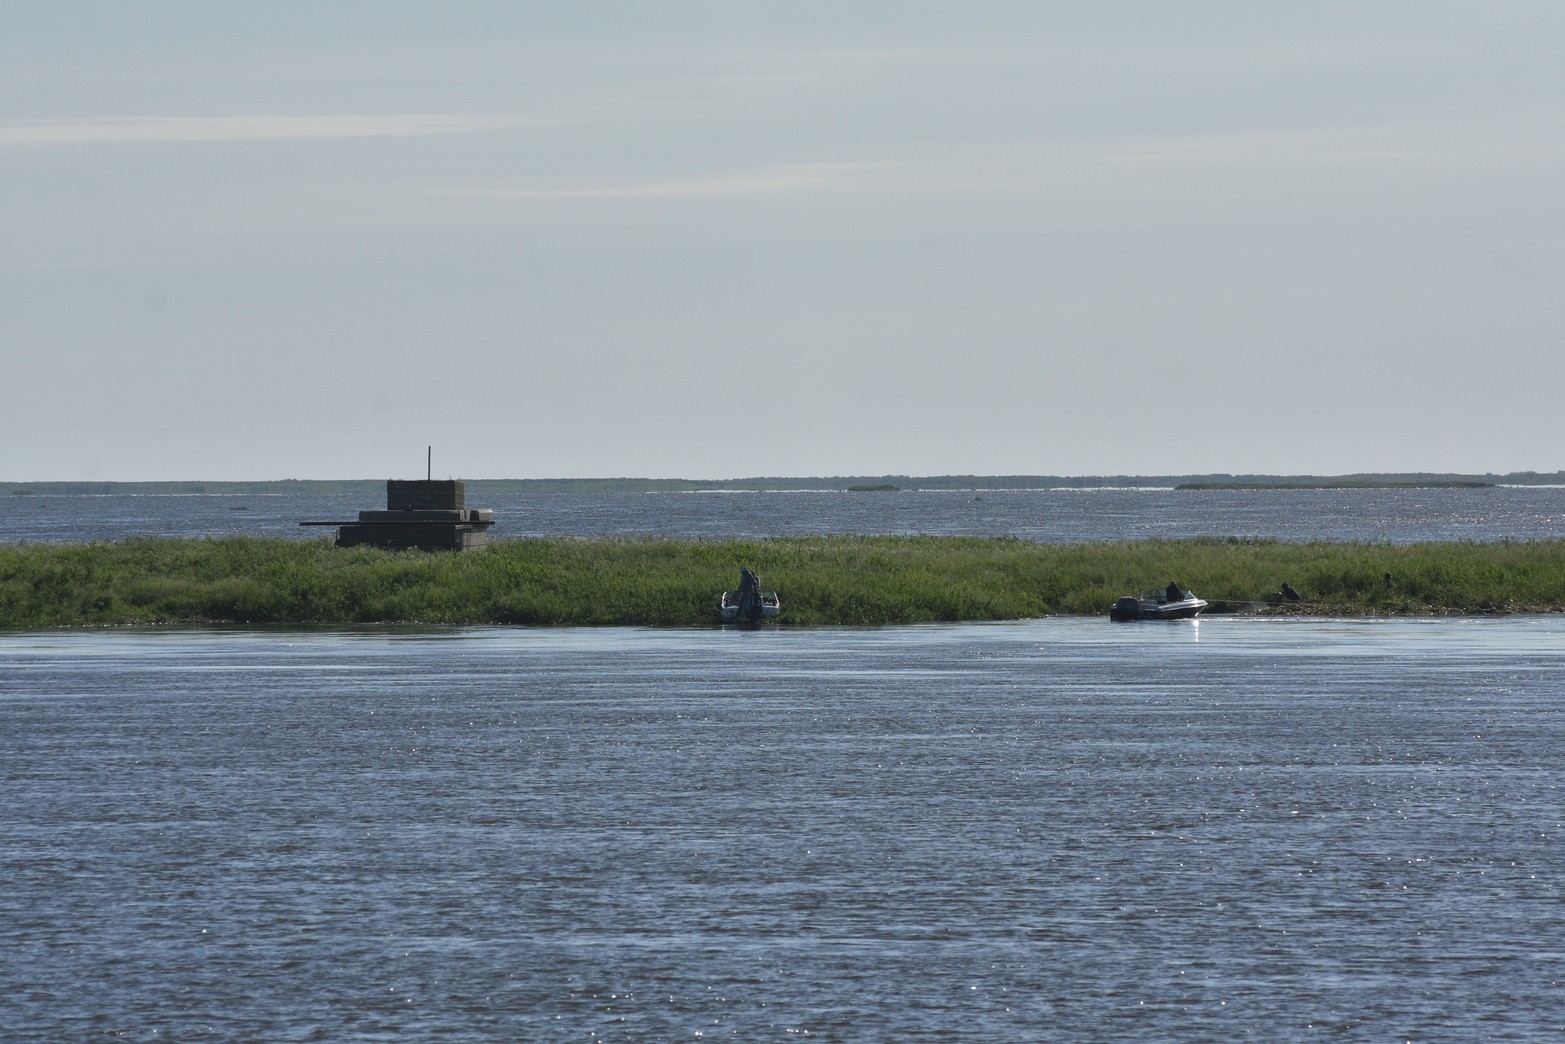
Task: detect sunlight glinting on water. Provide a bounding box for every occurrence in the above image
[3,616,1563,1038]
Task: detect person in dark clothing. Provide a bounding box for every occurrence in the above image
[1280,582,1300,601]
[1166,581,1183,602]
[737,568,763,623]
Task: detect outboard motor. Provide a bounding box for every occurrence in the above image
[1110,596,1141,622]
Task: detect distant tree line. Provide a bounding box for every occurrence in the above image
[3,472,1562,496]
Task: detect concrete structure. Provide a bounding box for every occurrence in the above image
[302,479,494,551]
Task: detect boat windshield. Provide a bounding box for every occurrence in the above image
[1141,585,1195,602]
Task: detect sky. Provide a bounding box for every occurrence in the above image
[4,2,1563,481]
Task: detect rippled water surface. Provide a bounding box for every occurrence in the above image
[4,618,1563,1039]
[4,484,1565,543]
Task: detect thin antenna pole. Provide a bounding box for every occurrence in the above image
[427,446,432,481]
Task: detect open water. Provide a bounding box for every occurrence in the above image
[3,617,1564,1040]
[3,484,1565,544]
[5,488,1565,1038]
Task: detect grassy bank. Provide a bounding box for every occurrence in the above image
[2,535,1563,629]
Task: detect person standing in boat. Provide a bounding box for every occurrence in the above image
[738,568,763,622]
[1166,581,1183,602]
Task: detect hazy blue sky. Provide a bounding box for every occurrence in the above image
[4,2,1562,481]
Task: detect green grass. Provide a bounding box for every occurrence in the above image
[1,535,1562,629]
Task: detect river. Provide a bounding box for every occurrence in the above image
[3,484,1565,544]
[3,617,1563,1039]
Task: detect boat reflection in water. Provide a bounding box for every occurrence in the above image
[1109,581,1207,622]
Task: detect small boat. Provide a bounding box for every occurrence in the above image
[720,567,780,625]
[1109,582,1207,622]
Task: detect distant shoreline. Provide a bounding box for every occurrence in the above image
[1174,480,1498,491]
[3,472,1560,496]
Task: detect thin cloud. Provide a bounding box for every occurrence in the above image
[459,162,886,200]
[0,114,533,146]
[1098,118,1565,169]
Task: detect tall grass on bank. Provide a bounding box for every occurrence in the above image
[1,535,1562,629]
